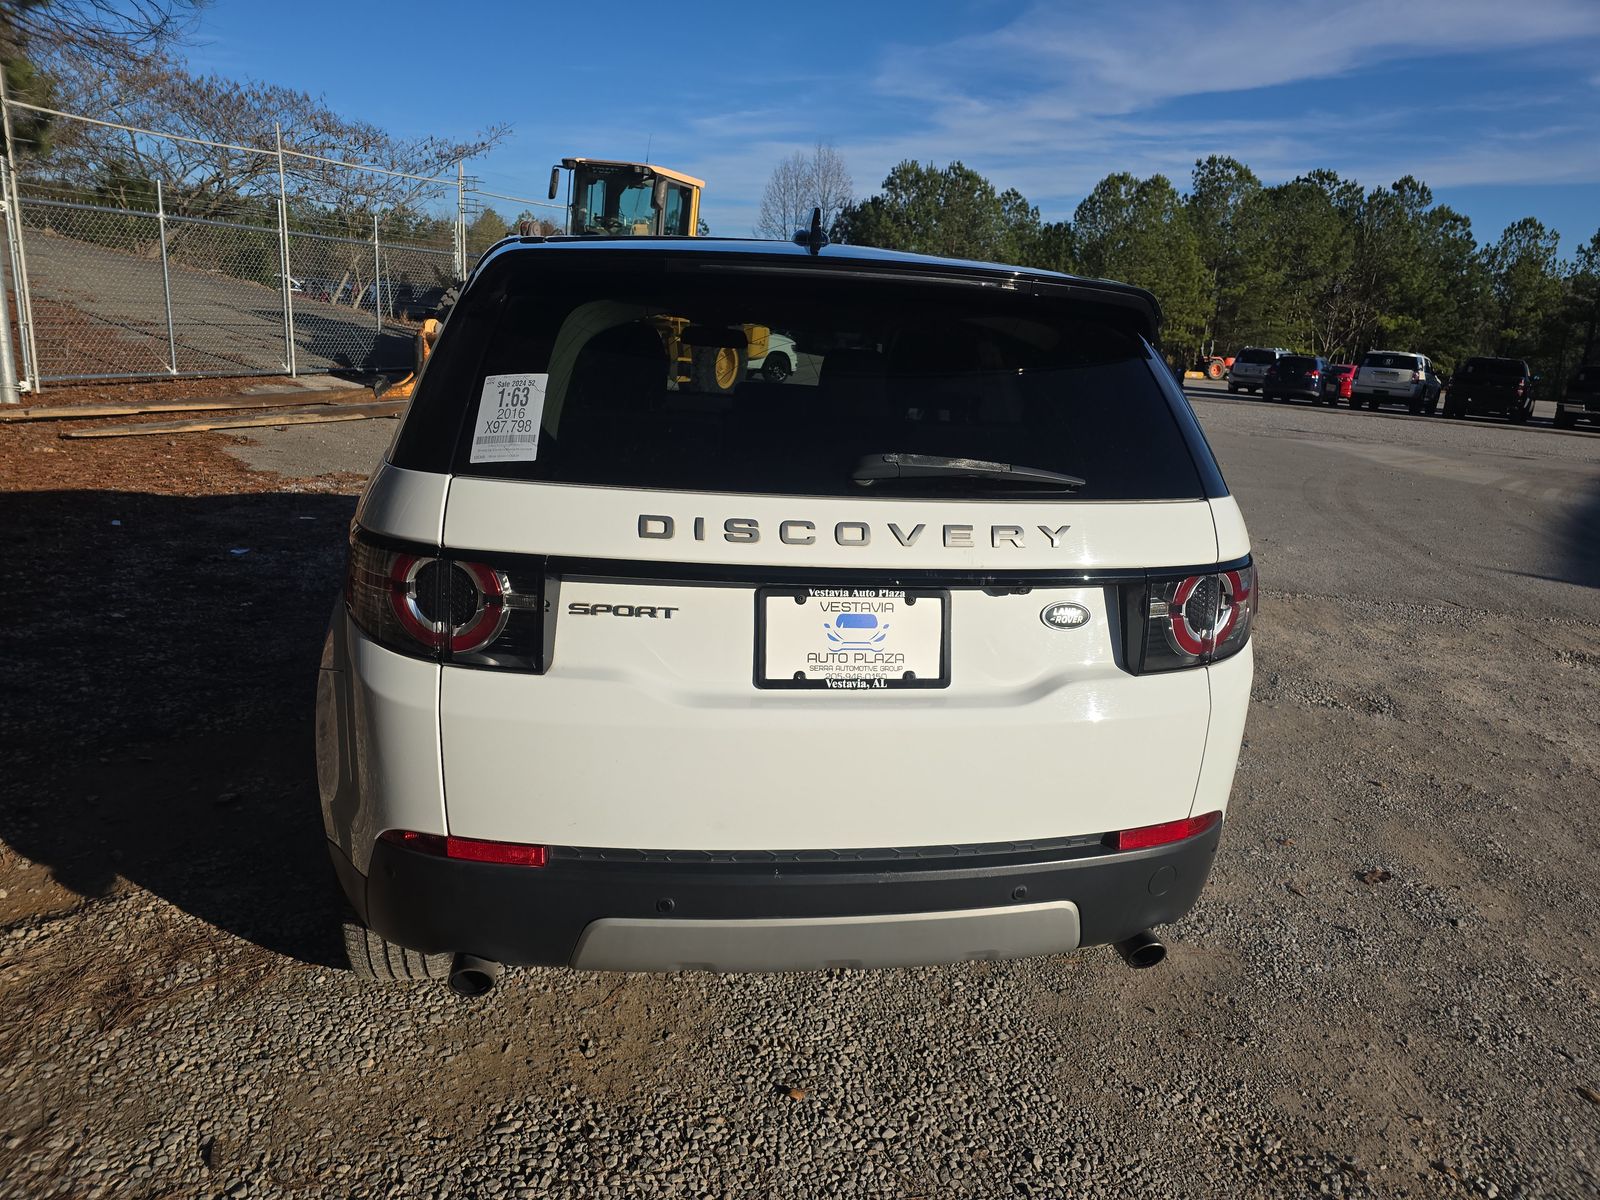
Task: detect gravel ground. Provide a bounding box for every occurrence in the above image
[2,391,1597,1199]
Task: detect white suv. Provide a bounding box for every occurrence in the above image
[1352,350,1441,414]
[317,236,1256,994]
[1226,346,1289,394]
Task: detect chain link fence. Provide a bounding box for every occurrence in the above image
[0,102,559,392]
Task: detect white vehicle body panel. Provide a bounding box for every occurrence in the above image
[437,580,1212,849]
[356,461,448,545]
[1210,495,1251,562]
[317,611,446,872]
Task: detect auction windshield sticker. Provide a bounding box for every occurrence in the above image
[469,373,547,464]
[759,588,948,689]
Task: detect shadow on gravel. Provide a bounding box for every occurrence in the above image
[1556,474,1600,590]
[1513,473,1600,592]
[0,489,360,968]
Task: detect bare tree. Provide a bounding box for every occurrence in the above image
[37,50,506,224]
[754,143,852,240]
[1,0,200,65]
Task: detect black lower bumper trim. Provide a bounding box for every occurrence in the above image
[337,824,1224,967]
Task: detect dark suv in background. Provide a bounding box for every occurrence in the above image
[1445,357,1534,423]
[1555,363,1599,429]
[1262,355,1327,405]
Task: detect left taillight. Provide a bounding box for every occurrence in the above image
[1121,561,1257,674]
[379,829,548,867]
[344,525,548,672]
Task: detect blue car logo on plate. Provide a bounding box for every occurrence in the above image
[825,612,889,649]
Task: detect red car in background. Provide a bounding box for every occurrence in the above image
[1322,363,1356,404]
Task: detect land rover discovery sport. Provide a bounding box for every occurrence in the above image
[316,237,1256,990]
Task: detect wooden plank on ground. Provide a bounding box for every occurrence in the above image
[61,401,405,439]
[1,389,374,423]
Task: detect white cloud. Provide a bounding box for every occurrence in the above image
[684,0,1600,232]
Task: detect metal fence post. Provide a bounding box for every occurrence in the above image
[155,178,177,375]
[0,187,19,403]
[275,121,297,377]
[372,213,382,338]
[0,66,38,393]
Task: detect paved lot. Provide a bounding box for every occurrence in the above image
[21,229,421,379]
[2,391,1597,1199]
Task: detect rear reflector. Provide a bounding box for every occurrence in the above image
[380,829,549,867]
[1112,811,1222,852]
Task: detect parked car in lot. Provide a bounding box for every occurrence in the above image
[1227,346,1289,394]
[1261,354,1327,404]
[1321,363,1356,404]
[1352,350,1441,413]
[318,235,1257,992]
[1444,357,1534,423]
[1554,362,1600,429]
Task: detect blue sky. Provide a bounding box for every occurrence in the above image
[184,0,1600,254]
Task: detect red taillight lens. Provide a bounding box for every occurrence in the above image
[1122,561,1257,674]
[1266,367,1277,378]
[381,829,548,866]
[1112,811,1221,852]
[345,527,546,671]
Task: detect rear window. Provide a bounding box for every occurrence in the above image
[1363,353,1421,370]
[1459,358,1527,377]
[1235,348,1277,365]
[1279,356,1317,371]
[397,255,1207,501]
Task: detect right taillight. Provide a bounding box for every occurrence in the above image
[1121,560,1257,673]
[345,526,548,671]
[1112,810,1222,851]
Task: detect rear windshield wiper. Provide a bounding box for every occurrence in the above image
[851,452,1086,490]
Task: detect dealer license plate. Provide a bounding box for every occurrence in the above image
[756,587,949,690]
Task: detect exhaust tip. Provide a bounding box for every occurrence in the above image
[448,953,502,997]
[1114,931,1167,970]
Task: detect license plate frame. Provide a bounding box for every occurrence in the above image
[754,586,951,690]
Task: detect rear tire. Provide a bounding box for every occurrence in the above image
[1510,403,1531,425]
[1554,407,1576,429]
[1227,383,1238,394]
[343,921,452,982]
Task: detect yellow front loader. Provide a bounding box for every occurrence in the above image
[378,158,705,401]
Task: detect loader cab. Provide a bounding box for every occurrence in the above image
[549,158,703,237]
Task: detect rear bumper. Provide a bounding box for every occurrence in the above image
[1262,384,1319,400]
[1457,390,1524,412]
[1352,384,1422,402]
[335,823,1224,971]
